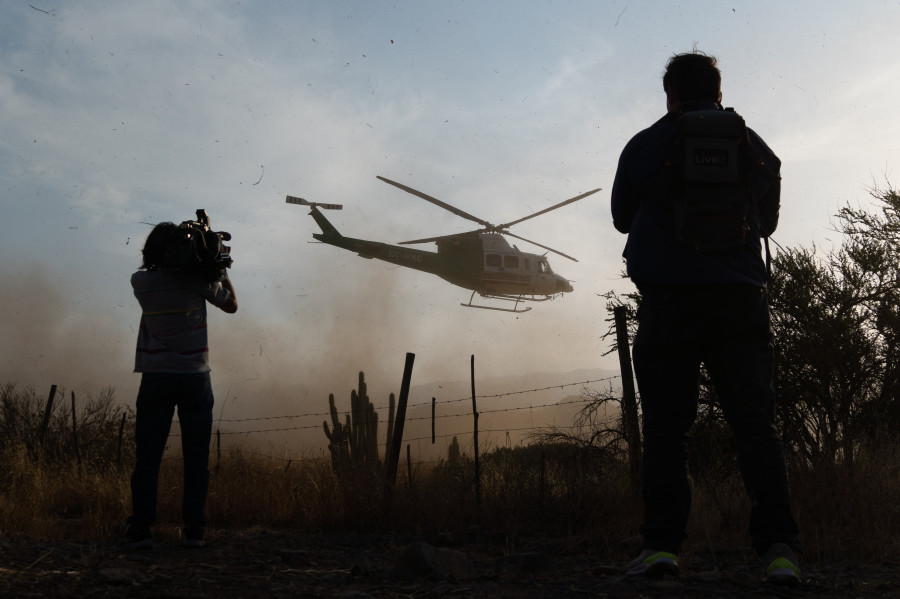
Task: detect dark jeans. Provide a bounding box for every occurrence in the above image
[632,283,800,556]
[130,372,214,538]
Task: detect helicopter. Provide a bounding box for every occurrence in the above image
[287,176,601,313]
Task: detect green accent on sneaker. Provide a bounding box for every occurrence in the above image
[626,550,679,577]
[767,557,799,576]
[644,551,678,565]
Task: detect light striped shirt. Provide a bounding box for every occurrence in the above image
[132,268,231,373]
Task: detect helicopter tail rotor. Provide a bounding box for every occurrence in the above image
[286,196,343,211]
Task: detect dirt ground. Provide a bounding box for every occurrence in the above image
[1,528,898,598]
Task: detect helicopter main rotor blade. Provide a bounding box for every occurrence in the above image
[377,176,492,229]
[498,187,602,229]
[399,230,482,245]
[399,235,447,245]
[506,231,579,262]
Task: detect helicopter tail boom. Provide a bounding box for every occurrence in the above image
[307,205,342,240]
[304,205,377,260]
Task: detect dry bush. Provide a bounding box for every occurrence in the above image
[0,384,133,539]
[0,383,134,470]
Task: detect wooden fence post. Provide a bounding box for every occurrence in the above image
[385,352,415,485]
[614,305,642,497]
[70,391,82,469]
[38,384,57,449]
[471,354,481,507]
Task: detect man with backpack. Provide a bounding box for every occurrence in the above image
[610,51,802,585]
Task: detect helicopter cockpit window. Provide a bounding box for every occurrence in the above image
[538,259,551,274]
[485,254,501,268]
[503,255,519,269]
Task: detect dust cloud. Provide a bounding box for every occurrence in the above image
[0,255,614,456]
[0,263,136,398]
[0,256,451,453]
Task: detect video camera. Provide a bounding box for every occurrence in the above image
[179,209,233,282]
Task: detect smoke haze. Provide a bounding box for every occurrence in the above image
[0,256,616,455]
[5,2,894,455]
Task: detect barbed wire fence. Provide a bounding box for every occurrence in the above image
[202,306,642,477]
[33,310,640,480]
[172,373,628,469]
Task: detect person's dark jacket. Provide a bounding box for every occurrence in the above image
[611,103,780,287]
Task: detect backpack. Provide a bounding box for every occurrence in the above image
[672,108,750,252]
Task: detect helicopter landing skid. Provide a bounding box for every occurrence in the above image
[461,291,533,313]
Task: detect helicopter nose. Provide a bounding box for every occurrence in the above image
[558,277,573,293]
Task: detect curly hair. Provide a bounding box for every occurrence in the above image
[140,222,194,270]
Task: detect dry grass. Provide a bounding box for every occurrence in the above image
[1,383,898,564]
[0,446,129,539]
[789,444,900,562]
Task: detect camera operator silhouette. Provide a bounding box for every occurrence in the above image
[124,215,237,548]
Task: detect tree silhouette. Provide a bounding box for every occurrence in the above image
[770,183,900,468]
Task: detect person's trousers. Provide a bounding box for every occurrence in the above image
[130,371,214,537]
[631,283,800,556]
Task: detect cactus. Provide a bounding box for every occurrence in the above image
[323,393,350,469]
[448,436,461,463]
[323,372,383,472]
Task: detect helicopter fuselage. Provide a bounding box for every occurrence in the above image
[308,206,572,297]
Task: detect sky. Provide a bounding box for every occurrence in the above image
[2,1,900,438]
